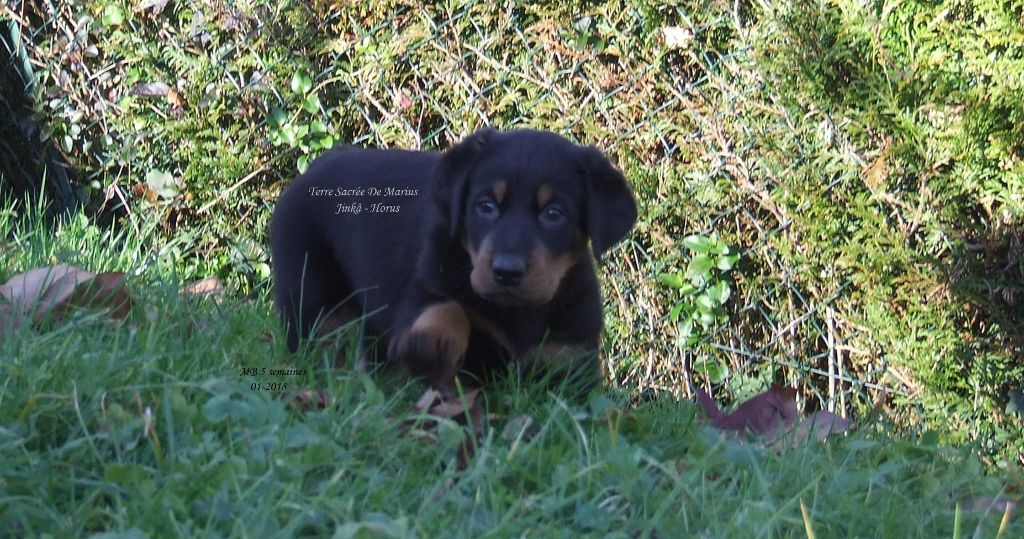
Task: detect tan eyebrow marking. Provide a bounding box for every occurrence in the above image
[536,183,553,208]
[492,181,507,204]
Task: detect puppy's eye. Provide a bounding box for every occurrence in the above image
[540,205,567,226]
[476,199,499,218]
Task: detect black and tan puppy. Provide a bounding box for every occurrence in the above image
[271,128,636,394]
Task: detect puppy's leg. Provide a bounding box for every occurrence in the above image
[274,251,347,353]
[389,300,471,395]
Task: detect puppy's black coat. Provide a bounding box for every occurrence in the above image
[271,128,637,392]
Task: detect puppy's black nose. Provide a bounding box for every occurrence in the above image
[491,255,526,287]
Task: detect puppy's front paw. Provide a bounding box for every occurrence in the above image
[389,301,470,393]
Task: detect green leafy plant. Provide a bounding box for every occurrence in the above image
[658,233,740,350]
[267,70,335,173]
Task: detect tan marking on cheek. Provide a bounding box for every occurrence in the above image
[469,235,495,294]
[536,183,553,208]
[521,235,586,303]
[492,181,508,204]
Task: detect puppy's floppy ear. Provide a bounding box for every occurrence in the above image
[433,128,496,239]
[579,146,638,259]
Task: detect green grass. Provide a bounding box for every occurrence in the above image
[2,205,1021,538]
[4,0,1024,532]
[9,0,1022,459]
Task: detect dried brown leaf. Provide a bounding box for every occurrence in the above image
[768,410,853,450]
[287,389,332,412]
[798,410,852,441]
[0,266,132,322]
[181,276,225,298]
[137,0,171,15]
[862,144,891,191]
[700,384,856,450]
[64,272,133,320]
[695,387,724,421]
[699,385,799,435]
[167,88,185,109]
[1,265,95,320]
[407,387,486,470]
[36,271,99,321]
[132,182,158,203]
[132,81,170,97]
[662,26,694,50]
[1,265,87,306]
[414,388,443,414]
[429,388,481,419]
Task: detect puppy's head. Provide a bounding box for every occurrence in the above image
[433,128,637,306]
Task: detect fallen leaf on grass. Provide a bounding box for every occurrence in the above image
[181,276,225,299]
[132,182,158,203]
[0,265,132,323]
[131,81,170,97]
[697,385,851,447]
[697,384,798,435]
[284,389,332,412]
[167,88,185,110]
[413,387,482,418]
[414,388,444,414]
[1,265,92,313]
[407,387,486,470]
[862,153,889,191]
[768,410,853,450]
[662,26,694,50]
[65,272,133,320]
[136,0,171,15]
[429,388,482,419]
